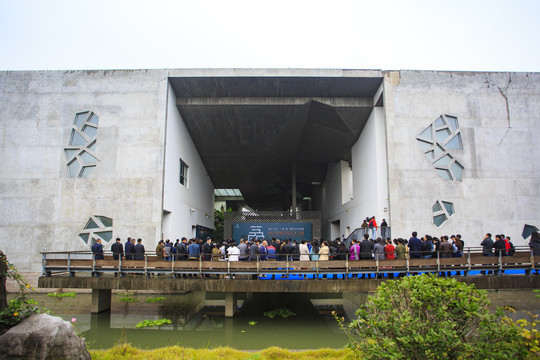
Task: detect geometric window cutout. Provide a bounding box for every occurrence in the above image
[70,130,87,146]
[65,149,79,160]
[88,113,99,125]
[85,218,100,230]
[433,154,453,167]
[442,201,455,216]
[80,151,98,164]
[65,111,100,178]
[78,215,113,248]
[80,166,95,178]
[436,128,451,143]
[418,139,433,151]
[446,115,459,132]
[96,216,113,228]
[79,233,90,245]
[67,159,81,178]
[433,201,442,212]
[95,231,113,242]
[418,125,433,141]
[417,114,465,182]
[434,116,445,128]
[445,133,463,150]
[434,143,445,157]
[450,161,464,181]
[436,168,452,180]
[433,214,448,227]
[82,125,97,139]
[74,112,89,128]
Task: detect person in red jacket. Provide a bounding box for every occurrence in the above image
[384,239,395,260]
[369,216,378,239]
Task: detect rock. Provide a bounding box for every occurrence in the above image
[0,313,91,359]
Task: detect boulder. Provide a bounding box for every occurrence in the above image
[0,313,90,359]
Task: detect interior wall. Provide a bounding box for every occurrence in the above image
[318,106,389,240]
[162,82,214,241]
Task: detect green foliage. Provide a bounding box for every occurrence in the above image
[214,206,232,243]
[135,318,172,328]
[336,274,530,360]
[47,291,77,298]
[145,296,166,303]
[248,320,257,326]
[503,305,540,358]
[118,296,139,303]
[0,251,43,333]
[263,308,296,319]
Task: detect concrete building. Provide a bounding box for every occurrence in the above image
[1,69,539,271]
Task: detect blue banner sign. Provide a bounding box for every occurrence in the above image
[233,223,312,242]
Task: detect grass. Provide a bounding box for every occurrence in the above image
[89,345,356,360]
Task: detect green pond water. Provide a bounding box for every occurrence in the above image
[11,289,540,350]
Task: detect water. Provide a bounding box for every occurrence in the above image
[12,289,540,350]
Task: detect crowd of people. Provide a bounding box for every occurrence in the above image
[90,230,540,276]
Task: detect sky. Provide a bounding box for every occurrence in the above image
[0,0,539,72]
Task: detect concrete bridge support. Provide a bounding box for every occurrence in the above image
[91,289,111,314]
[225,292,238,317]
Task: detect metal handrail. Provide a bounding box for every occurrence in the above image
[41,248,537,278]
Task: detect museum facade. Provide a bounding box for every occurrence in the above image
[1,69,538,271]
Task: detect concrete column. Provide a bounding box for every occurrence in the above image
[292,162,297,215]
[91,289,112,314]
[225,292,237,317]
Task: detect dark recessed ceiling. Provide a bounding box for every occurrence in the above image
[169,76,382,210]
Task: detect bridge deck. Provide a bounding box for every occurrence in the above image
[40,249,538,280]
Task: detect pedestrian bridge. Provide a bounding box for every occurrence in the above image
[38,248,540,316]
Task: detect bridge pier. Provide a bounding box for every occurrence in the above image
[91,289,111,314]
[225,292,238,317]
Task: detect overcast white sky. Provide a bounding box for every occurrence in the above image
[1,0,539,72]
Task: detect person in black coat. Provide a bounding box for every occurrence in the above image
[125,237,133,260]
[493,234,507,257]
[408,232,423,259]
[359,234,373,260]
[530,231,540,274]
[202,238,213,261]
[111,237,124,260]
[134,238,145,260]
[92,239,104,260]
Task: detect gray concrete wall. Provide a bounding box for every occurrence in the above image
[384,70,540,246]
[0,70,169,271]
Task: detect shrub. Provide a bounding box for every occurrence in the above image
[0,251,43,333]
[336,274,530,359]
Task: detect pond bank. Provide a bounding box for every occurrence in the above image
[89,344,355,360]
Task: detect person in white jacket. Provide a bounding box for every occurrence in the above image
[299,240,310,261]
[227,242,240,261]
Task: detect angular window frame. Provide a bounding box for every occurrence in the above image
[179,158,189,187]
